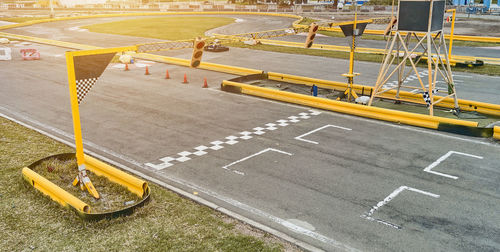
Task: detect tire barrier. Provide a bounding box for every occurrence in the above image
[22,153,151,221]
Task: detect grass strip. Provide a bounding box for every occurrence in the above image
[0,116,293,251]
[228,42,500,76]
[81,16,235,41]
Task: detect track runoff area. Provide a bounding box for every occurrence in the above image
[1,12,500,252]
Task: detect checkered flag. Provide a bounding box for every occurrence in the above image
[72,52,116,105]
[422,89,438,106]
[76,77,98,104]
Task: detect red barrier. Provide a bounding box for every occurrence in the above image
[20,49,40,60]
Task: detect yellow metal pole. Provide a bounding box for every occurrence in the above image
[65,52,85,165]
[427,0,435,116]
[447,9,456,60]
[65,51,99,199]
[349,6,357,75]
[347,3,358,102]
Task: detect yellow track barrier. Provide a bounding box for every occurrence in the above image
[256,39,500,65]
[22,167,90,213]
[0,32,99,50]
[268,72,500,117]
[84,155,148,198]
[494,126,500,140]
[222,80,478,129]
[314,26,500,43]
[132,52,263,75]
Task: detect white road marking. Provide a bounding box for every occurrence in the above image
[295,124,352,144]
[361,186,440,229]
[146,110,320,170]
[423,151,484,179]
[0,108,354,251]
[222,148,292,176]
[207,87,500,148]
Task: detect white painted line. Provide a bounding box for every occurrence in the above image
[361,186,439,229]
[222,148,293,176]
[295,124,352,144]
[146,110,321,170]
[0,109,352,251]
[423,151,484,179]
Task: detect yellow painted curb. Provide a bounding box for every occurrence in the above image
[22,167,90,213]
[222,80,478,130]
[84,154,148,198]
[494,126,500,140]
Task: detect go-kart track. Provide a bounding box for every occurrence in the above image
[1,13,500,251]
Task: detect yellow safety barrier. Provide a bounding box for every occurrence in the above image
[222,80,478,129]
[494,126,500,140]
[132,52,263,75]
[257,39,500,65]
[0,32,99,50]
[309,26,500,43]
[200,62,263,75]
[268,72,500,117]
[22,167,90,213]
[84,155,148,197]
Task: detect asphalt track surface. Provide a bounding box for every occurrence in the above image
[1,15,500,251]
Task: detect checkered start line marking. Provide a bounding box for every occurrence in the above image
[145,110,321,170]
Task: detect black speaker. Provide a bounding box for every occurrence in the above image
[397,0,445,32]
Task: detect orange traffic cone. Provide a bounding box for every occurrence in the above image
[165,69,170,79]
[202,78,208,88]
[124,63,129,71]
[145,66,150,75]
[182,73,188,84]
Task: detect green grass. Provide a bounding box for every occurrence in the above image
[0,117,293,251]
[0,17,51,23]
[229,42,500,76]
[82,17,235,41]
